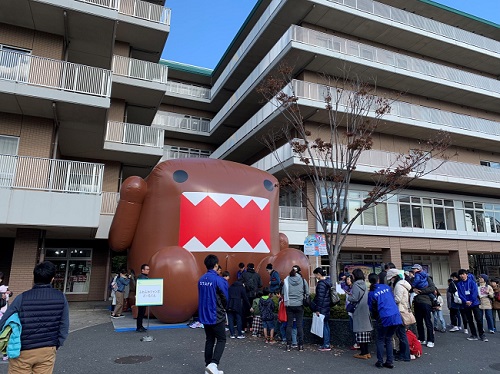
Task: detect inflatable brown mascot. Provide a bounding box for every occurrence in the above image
[109,158,310,323]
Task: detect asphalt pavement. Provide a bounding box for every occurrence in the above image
[1,302,500,374]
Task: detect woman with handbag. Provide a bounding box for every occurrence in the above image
[348,269,372,360]
[282,265,309,352]
[387,268,412,362]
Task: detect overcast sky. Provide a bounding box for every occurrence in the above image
[161,0,500,69]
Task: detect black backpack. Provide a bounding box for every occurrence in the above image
[259,298,275,321]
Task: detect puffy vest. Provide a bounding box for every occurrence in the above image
[18,284,66,351]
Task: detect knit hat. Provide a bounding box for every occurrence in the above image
[480,274,488,282]
[386,268,400,281]
[411,264,423,271]
[266,263,273,270]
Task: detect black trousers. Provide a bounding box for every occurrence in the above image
[414,302,434,343]
[204,320,227,366]
[463,306,484,337]
[136,305,146,329]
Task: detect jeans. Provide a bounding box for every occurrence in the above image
[432,310,446,331]
[463,306,484,337]
[394,324,410,361]
[204,320,226,366]
[227,311,243,336]
[375,322,397,364]
[279,321,297,344]
[450,307,461,327]
[286,306,304,345]
[414,302,434,343]
[479,309,495,332]
[322,316,330,347]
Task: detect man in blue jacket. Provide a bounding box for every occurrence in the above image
[457,269,487,342]
[0,261,69,372]
[198,254,229,374]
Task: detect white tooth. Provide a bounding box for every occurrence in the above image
[207,193,232,206]
[253,197,269,210]
[232,195,253,208]
[183,192,207,206]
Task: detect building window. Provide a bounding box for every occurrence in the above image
[0,135,19,187]
[398,195,456,230]
[46,248,92,294]
[481,161,500,169]
[0,45,31,82]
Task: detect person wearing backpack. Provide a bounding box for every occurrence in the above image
[266,264,281,296]
[241,263,262,331]
[259,287,276,344]
[310,267,332,351]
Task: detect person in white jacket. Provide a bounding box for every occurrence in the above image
[387,269,411,361]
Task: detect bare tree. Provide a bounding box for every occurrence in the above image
[257,64,452,282]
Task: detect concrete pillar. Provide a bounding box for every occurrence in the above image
[9,228,40,298]
[449,249,468,273]
[382,246,402,269]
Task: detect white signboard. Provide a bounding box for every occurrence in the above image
[136,278,164,306]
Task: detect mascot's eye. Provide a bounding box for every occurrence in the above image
[263,179,274,192]
[173,170,188,183]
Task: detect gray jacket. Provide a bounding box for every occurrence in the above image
[348,280,372,333]
[283,275,309,307]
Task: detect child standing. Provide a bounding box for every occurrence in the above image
[432,289,446,332]
[250,290,263,337]
[259,287,276,344]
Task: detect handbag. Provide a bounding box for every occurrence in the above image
[451,283,462,304]
[302,278,311,307]
[400,308,416,326]
[278,300,287,322]
[346,284,365,313]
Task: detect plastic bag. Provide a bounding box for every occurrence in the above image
[311,313,324,338]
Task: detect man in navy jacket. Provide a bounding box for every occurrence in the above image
[0,261,69,372]
[457,269,487,342]
[198,254,229,374]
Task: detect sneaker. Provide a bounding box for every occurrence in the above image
[189,322,198,328]
[291,344,298,348]
[375,362,384,369]
[230,335,236,339]
[419,340,427,345]
[350,344,360,350]
[269,339,277,344]
[298,345,304,352]
[383,362,394,369]
[426,342,434,348]
[449,326,460,332]
[489,330,495,334]
[286,344,291,352]
[463,329,468,334]
[319,346,331,352]
[116,315,125,318]
[265,338,270,344]
[237,335,245,339]
[480,335,489,342]
[466,335,479,341]
[205,363,218,374]
[2,356,8,361]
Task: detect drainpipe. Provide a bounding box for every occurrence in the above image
[52,103,59,159]
[63,11,70,60]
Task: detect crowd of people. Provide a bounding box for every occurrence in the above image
[197,256,500,374]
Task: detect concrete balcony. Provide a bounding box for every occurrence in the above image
[95,191,119,239]
[152,111,210,139]
[253,141,500,197]
[161,146,211,162]
[163,80,211,110]
[0,154,104,236]
[0,49,111,119]
[103,121,164,165]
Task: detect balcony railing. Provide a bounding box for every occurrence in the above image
[101,192,119,214]
[165,80,210,99]
[328,0,500,54]
[291,25,500,94]
[292,80,500,137]
[105,121,164,148]
[0,154,104,194]
[0,49,111,97]
[76,0,171,25]
[112,55,168,84]
[152,111,210,133]
[253,141,500,186]
[163,146,211,160]
[279,206,307,220]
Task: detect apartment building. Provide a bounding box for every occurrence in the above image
[0,0,498,301]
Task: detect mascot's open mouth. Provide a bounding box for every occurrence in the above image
[179,192,271,252]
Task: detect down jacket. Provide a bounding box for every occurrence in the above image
[394,279,412,313]
[311,277,333,316]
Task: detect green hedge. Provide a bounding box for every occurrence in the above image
[271,293,349,320]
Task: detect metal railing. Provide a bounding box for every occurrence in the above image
[253,141,500,186]
[165,80,210,99]
[112,55,168,84]
[105,121,164,148]
[279,206,307,220]
[118,0,171,25]
[0,154,104,194]
[76,0,171,25]
[0,49,111,97]
[163,146,211,160]
[101,192,119,214]
[291,25,500,94]
[152,111,210,133]
[292,80,500,137]
[328,0,500,53]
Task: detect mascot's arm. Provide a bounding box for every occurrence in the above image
[108,176,147,251]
